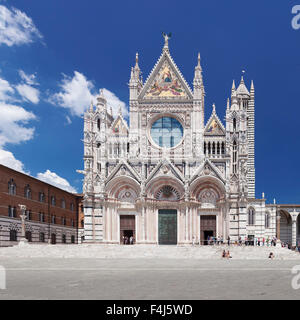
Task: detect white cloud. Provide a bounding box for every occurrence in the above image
[0,148,25,172]
[0,77,15,101]
[0,102,36,146]
[0,5,43,47]
[49,71,95,116]
[16,83,39,104]
[37,170,77,193]
[18,70,38,86]
[65,115,72,125]
[102,88,128,118]
[49,71,128,117]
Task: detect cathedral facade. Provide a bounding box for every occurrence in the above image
[81,37,300,246]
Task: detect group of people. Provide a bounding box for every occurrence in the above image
[192,235,279,246]
[222,250,232,259]
[122,235,134,245]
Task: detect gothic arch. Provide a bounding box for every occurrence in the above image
[279,210,292,245]
[190,176,225,202]
[106,176,140,203]
[145,175,184,200]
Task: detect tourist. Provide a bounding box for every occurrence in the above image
[130,236,133,245]
[222,250,226,258]
[268,252,274,259]
[238,236,242,246]
[192,236,195,246]
[226,250,232,259]
[227,236,230,246]
[262,237,265,246]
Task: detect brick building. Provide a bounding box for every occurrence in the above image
[0,164,83,246]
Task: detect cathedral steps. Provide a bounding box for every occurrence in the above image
[0,244,299,260]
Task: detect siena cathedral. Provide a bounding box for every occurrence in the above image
[81,36,300,246]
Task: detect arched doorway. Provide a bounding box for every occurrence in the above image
[51,233,56,244]
[279,210,292,245]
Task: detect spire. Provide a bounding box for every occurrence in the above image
[118,105,122,116]
[89,100,94,112]
[135,52,139,68]
[227,98,230,111]
[231,80,236,97]
[236,75,250,96]
[193,52,204,96]
[97,89,106,110]
[250,80,255,96]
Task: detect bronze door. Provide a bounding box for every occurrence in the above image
[158,209,177,245]
[120,215,135,244]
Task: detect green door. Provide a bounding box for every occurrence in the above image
[158,209,177,245]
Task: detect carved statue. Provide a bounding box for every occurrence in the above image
[162,32,172,47]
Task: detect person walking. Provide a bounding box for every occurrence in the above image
[227,236,230,246]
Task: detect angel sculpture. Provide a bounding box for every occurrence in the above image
[162,32,172,47]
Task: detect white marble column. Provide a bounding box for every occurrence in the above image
[292,217,297,247]
[142,206,145,242]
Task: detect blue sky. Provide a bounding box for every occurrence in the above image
[0,0,299,202]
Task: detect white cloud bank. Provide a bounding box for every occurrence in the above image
[0,102,35,147]
[37,170,77,193]
[49,71,128,118]
[0,5,43,46]
[0,148,26,172]
[0,77,15,101]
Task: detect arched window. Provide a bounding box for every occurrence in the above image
[8,179,16,195]
[39,192,45,202]
[221,142,225,155]
[233,141,237,173]
[248,208,255,225]
[26,210,32,220]
[8,206,16,218]
[61,198,65,209]
[233,118,237,131]
[265,212,270,228]
[70,203,74,211]
[51,196,56,206]
[24,185,31,199]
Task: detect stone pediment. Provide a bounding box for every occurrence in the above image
[146,159,184,184]
[110,115,129,136]
[106,160,140,184]
[139,51,193,101]
[190,159,225,184]
[204,108,225,136]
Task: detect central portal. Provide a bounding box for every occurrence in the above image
[158,209,177,245]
